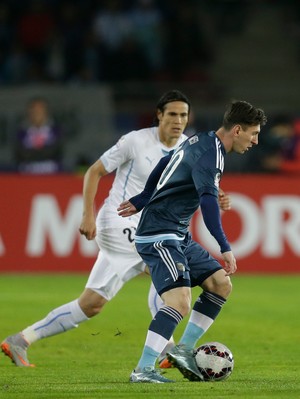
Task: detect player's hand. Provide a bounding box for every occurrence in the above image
[221,251,237,276]
[79,215,96,240]
[218,188,231,211]
[117,200,138,217]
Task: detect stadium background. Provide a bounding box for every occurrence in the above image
[0,0,300,274]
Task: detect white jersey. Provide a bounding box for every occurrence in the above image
[87,127,187,300]
[97,127,187,227]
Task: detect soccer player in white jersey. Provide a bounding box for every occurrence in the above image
[1,90,229,368]
[0,90,188,366]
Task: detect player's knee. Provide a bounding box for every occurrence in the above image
[78,291,108,318]
[218,276,232,298]
[86,301,105,317]
[163,290,191,316]
[179,300,191,317]
[212,275,232,299]
[167,300,190,317]
[203,271,232,299]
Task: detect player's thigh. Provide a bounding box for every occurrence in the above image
[86,227,145,300]
[95,222,138,254]
[185,239,222,287]
[136,240,191,296]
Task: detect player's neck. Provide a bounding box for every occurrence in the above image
[215,127,232,153]
[158,132,179,148]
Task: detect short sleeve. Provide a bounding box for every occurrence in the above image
[100,133,135,173]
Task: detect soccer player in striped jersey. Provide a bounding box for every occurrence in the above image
[118,100,267,383]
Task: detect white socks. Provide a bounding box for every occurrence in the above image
[22,300,89,344]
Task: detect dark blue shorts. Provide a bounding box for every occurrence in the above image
[135,234,222,296]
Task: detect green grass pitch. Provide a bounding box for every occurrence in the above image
[0,273,299,399]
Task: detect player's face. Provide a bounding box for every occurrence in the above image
[157,101,189,143]
[233,124,260,154]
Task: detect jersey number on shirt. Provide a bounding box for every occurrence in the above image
[123,227,136,243]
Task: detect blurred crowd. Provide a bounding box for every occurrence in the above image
[10,95,300,175]
[225,114,300,175]
[244,115,300,174]
[0,0,253,85]
[1,0,299,85]
[14,97,63,173]
[1,0,300,175]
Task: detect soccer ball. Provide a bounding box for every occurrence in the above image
[195,342,234,382]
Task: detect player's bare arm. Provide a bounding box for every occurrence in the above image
[79,159,108,240]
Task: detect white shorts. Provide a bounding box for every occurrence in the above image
[85,220,146,301]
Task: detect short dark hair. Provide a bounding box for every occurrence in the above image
[222,100,267,130]
[154,90,191,125]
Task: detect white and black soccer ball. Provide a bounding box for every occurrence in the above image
[195,342,234,382]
